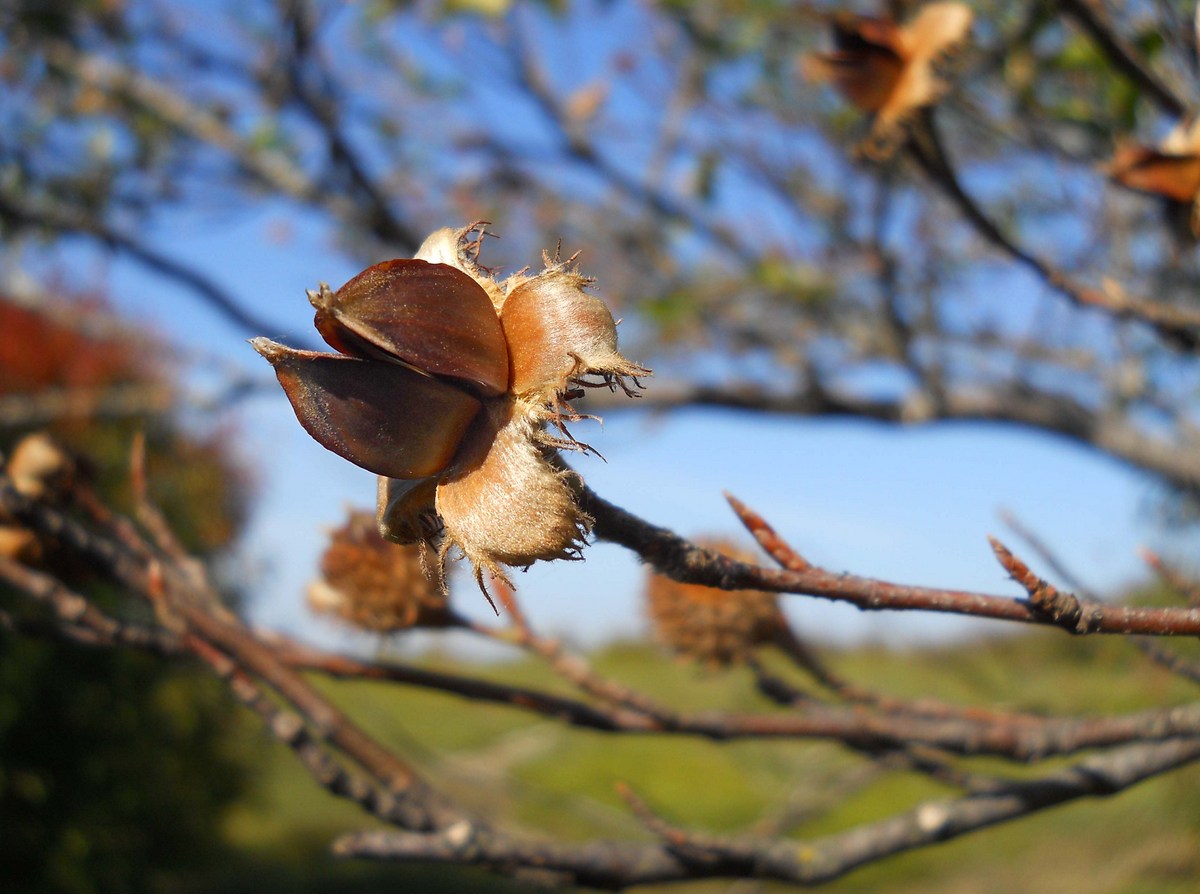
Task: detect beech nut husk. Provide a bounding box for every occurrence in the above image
[307,509,450,632]
[254,222,649,595]
[1108,119,1200,237]
[804,2,973,159]
[645,539,786,667]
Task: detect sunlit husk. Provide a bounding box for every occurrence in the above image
[805,15,904,114]
[500,262,649,401]
[376,475,441,545]
[1108,120,1200,237]
[435,399,590,585]
[806,2,973,159]
[259,224,650,595]
[1109,146,1200,205]
[7,431,76,499]
[0,525,40,564]
[646,541,786,667]
[1,433,82,569]
[415,225,507,309]
[308,509,449,632]
[1111,118,1200,196]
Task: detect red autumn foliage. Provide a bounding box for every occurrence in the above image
[0,293,155,395]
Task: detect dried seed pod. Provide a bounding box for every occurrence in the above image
[377,475,441,545]
[805,2,973,159]
[1109,119,1200,236]
[415,223,507,309]
[818,15,906,114]
[254,224,650,599]
[1,433,82,569]
[307,509,449,632]
[501,260,649,401]
[645,540,785,667]
[0,525,40,564]
[436,400,589,587]
[7,431,77,500]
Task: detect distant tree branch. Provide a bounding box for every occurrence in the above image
[334,736,1200,887]
[0,384,174,428]
[506,18,755,264]
[580,378,1200,492]
[277,0,423,251]
[1058,0,1189,118]
[0,186,315,347]
[908,113,1200,349]
[40,40,320,204]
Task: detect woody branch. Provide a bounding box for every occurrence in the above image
[3,454,1200,886]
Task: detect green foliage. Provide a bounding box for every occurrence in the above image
[0,634,255,894]
[1035,32,1142,135]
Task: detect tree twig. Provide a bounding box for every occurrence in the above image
[334,737,1200,887]
[582,486,1200,637]
[1058,0,1189,118]
[907,112,1200,349]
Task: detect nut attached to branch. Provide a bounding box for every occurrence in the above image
[254,223,649,597]
[1108,119,1200,237]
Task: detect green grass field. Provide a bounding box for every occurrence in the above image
[209,630,1200,892]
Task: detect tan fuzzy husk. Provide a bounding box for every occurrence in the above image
[8,431,76,499]
[1109,119,1200,234]
[410,231,644,585]
[864,3,971,158]
[500,260,649,403]
[376,475,441,545]
[263,223,650,598]
[308,509,448,632]
[0,433,77,566]
[435,398,590,587]
[646,540,786,667]
[0,526,41,564]
[1159,118,1200,155]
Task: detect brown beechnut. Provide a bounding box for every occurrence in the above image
[803,2,973,159]
[253,223,649,598]
[645,540,786,668]
[1108,119,1200,237]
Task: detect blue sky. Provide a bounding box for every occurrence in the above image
[12,1,1191,659]
[62,198,1170,658]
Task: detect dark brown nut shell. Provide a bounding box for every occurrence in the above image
[313,259,509,398]
[251,338,482,480]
